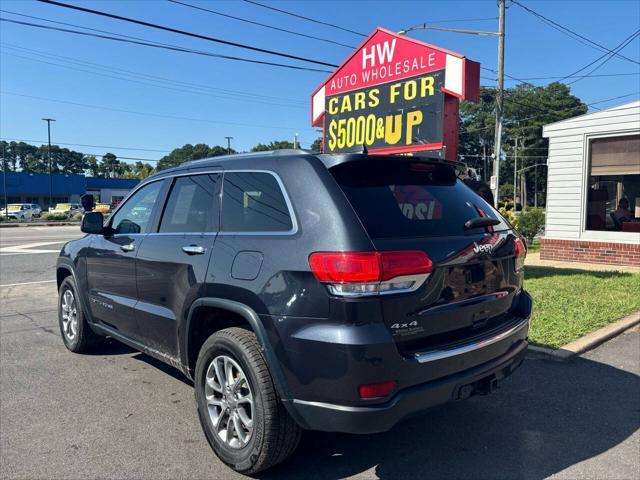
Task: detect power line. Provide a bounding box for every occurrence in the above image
[0,137,171,153]
[504,72,640,81]
[586,92,640,106]
[511,0,640,66]
[1,91,315,132]
[0,48,307,108]
[37,0,339,68]
[241,0,367,37]
[0,18,331,73]
[167,0,355,49]
[562,30,640,84]
[0,40,307,105]
[461,92,640,135]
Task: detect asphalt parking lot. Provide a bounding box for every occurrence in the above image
[1,225,639,480]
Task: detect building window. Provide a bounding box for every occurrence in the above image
[586,134,640,232]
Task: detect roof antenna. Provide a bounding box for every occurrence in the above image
[361,144,368,155]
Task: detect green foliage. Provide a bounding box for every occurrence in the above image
[250,140,294,152]
[517,207,546,243]
[525,267,640,348]
[156,143,233,170]
[71,212,83,221]
[42,213,69,221]
[310,137,323,152]
[0,141,155,179]
[459,82,587,203]
[121,161,156,180]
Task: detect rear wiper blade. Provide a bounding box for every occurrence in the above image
[465,217,501,229]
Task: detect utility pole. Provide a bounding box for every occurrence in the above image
[493,0,506,206]
[398,6,505,203]
[513,137,518,209]
[2,142,8,219]
[482,143,488,182]
[224,136,233,155]
[534,163,538,208]
[42,118,56,209]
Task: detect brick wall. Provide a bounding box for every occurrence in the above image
[540,238,640,266]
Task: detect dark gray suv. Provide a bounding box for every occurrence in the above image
[56,151,531,474]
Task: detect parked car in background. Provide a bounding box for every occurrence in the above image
[94,203,112,215]
[49,203,83,217]
[0,203,42,219]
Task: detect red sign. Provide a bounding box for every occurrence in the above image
[311,28,480,159]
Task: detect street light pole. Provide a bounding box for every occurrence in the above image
[224,136,233,155]
[513,137,518,209]
[42,118,56,209]
[493,0,506,206]
[398,3,506,205]
[2,143,8,219]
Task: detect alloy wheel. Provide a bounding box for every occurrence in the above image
[204,355,254,449]
[61,289,78,341]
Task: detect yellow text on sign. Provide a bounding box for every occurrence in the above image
[327,76,435,116]
[327,110,423,151]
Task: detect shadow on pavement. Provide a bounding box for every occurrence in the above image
[263,354,639,480]
[131,352,193,387]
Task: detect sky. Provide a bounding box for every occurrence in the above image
[1,0,639,164]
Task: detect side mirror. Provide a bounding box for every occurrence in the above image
[81,193,95,212]
[81,211,104,234]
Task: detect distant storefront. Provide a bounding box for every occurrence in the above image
[542,100,640,266]
[0,171,139,209]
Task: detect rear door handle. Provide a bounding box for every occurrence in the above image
[182,245,206,255]
[120,243,135,252]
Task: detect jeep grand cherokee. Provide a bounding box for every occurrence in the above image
[56,151,531,474]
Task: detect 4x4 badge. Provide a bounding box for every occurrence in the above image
[473,242,493,254]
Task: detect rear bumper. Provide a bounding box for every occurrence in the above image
[287,337,528,434]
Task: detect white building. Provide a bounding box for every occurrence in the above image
[541,100,640,266]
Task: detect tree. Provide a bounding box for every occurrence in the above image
[459,82,587,205]
[85,155,100,177]
[100,153,127,178]
[310,137,323,152]
[250,140,294,152]
[157,143,233,171]
[122,161,155,180]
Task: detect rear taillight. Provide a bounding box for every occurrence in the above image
[309,251,433,297]
[358,380,397,399]
[514,237,526,272]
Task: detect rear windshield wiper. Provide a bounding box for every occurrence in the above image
[465,217,501,229]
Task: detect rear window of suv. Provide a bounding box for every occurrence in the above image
[330,160,509,238]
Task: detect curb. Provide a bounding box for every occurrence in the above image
[0,222,80,228]
[528,311,640,360]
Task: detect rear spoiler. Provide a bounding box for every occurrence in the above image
[317,151,467,171]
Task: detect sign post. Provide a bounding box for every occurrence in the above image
[311,28,480,159]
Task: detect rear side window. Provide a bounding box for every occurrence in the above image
[330,160,509,238]
[160,174,220,233]
[222,172,293,232]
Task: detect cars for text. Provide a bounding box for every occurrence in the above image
[56,151,531,474]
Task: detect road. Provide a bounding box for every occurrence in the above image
[0,225,83,286]
[1,226,639,479]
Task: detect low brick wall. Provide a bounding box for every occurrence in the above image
[540,238,640,266]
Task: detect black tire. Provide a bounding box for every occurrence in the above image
[195,327,301,474]
[58,276,102,353]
